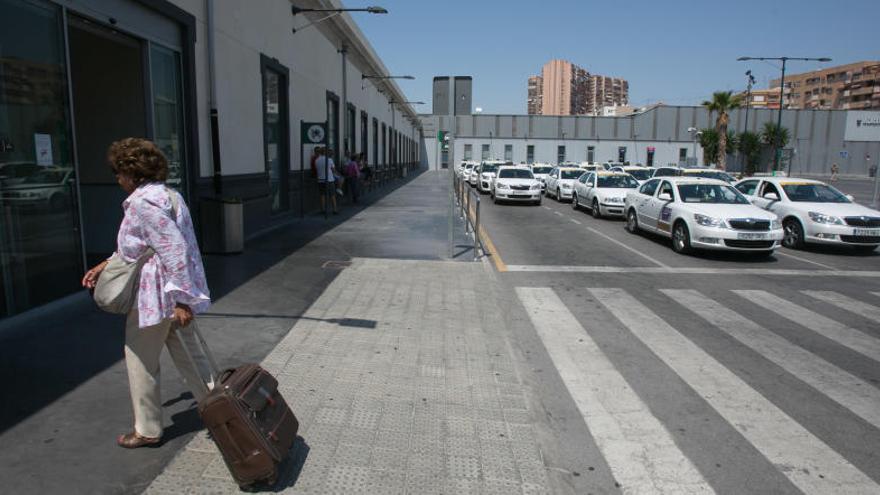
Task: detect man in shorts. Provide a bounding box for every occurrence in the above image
[315,147,338,214]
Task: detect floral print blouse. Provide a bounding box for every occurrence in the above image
[117,182,211,328]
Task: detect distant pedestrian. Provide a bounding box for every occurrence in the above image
[831,162,840,182]
[345,153,361,203]
[360,152,373,184]
[315,147,339,214]
[81,138,214,449]
[330,149,345,196]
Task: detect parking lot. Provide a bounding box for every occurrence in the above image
[457,165,880,493]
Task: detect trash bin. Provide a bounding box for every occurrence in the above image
[200,197,243,254]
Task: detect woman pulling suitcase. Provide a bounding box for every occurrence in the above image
[82,138,215,449]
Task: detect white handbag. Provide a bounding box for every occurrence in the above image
[94,188,178,314]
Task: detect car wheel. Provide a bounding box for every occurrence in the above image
[626,209,639,234]
[672,221,693,254]
[556,188,562,202]
[535,198,542,206]
[592,199,602,219]
[572,193,579,210]
[782,218,805,249]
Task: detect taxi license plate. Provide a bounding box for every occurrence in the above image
[853,228,880,236]
[737,232,769,240]
[510,194,529,198]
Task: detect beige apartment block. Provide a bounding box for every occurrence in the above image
[768,60,880,110]
[528,59,627,116]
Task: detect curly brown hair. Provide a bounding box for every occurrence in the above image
[107,138,168,184]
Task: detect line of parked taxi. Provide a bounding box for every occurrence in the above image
[456,160,880,256]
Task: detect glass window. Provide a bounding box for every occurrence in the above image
[678,184,748,204]
[464,144,472,161]
[360,111,367,157]
[150,44,186,191]
[597,175,639,188]
[262,60,289,213]
[640,179,660,196]
[781,183,850,203]
[560,169,582,180]
[557,145,566,163]
[679,148,688,160]
[481,144,490,160]
[658,181,675,199]
[526,145,535,164]
[0,0,82,317]
[345,103,355,157]
[504,144,513,162]
[372,118,378,165]
[735,180,760,195]
[326,94,339,164]
[381,123,386,165]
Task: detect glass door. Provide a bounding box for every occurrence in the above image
[0,0,82,317]
[149,43,187,192]
[262,60,289,213]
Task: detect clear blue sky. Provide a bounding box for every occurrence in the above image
[354,0,880,114]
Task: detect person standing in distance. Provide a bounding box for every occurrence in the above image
[315,147,339,214]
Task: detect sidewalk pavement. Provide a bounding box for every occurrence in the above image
[0,169,479,494]
[147,257,554,494]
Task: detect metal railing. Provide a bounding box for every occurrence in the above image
[452,171,482,260]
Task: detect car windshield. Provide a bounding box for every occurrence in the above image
[627,169,653,181]
[560,170,582,179]
[781,183,850,203]
[481,164,499,173]
[532,167,552,174]
[498,169,533,179]
[597,175,639,188]
[677,184,749,204]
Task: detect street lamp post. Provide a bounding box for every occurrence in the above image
[737,56,831,172]
[290,4,387,33]
[743,70,756,134]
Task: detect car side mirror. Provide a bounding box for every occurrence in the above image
[763,192,779,201]
[658,192,673,201]
[846,194,855,202]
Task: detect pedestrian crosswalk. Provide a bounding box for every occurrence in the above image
[516,286,880,494]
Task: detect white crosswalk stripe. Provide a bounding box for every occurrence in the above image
[591,288,879,495]
[733,290,880,362]
[663,289,880,429]
[803,290,880,323]
[516,287,713,494]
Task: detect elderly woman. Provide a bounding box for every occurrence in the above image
[82,138,214,449]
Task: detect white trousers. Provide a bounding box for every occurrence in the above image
[124,310,215,438]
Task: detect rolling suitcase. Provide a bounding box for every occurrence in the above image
[184,324,300,490]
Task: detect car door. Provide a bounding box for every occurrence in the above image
[575,172,592,204]
[644,180,675,235]
[632,179,660,226]
[751,181,783,211]
[546,168,558,197]
[583,173,597,204]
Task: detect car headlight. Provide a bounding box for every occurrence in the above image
[530,184,541,190]
[694,213,725,228]
[496,183,510,190]
[808,211,844,225]
[770,219,782,229]
[605,197,624,204]
[561,183,572,189]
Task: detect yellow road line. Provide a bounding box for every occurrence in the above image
[478,224,507,272]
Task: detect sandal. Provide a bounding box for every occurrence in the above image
[117,431,161,449]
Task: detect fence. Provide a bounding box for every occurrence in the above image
[452,170,482,260]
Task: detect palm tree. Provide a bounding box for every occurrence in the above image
[698,128,719,166]
[760,122,791,172]
[702,91,742,170]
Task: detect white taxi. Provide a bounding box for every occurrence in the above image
[491,166,542,205]
[466,163,481,186]
[572,171,639,218]
[544,167,585,202]
[530,164,553,191]
[611,166,654,184]
[735,177,880,252]
[625,177,783,255]
[476,160,505,194]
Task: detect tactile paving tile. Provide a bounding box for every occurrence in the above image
[322,465,372,494]
[518,464,550,487]
[404,473,447,495]
[369,447,410,472]
[445,477,483,495]
[339,426,376,446]
[187,476,239,495]
[446,455,481,479]
[445,416,475,437]
[365,469,406,494]
[373,428,410,451]
[333,443,372,467]
[500,394,528,410]
[473,407,505,421]
[482,477,524,495]
[522,482,551,495]
[348,409,380,430]
[444,435,480,458]
[477,420,509,442]
[185,431,219,454]
[314,407,348,425]
[406,451,445,475]
[201,456,233,480]
[503,408,533,424]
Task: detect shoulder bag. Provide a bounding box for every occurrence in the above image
[94,188,179,314]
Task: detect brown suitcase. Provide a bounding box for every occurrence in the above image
[182,325,299,490]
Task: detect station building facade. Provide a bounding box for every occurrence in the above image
[0,0,421,319]
[421,106,880,177]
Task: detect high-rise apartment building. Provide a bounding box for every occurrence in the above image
[768,61,880,110]
[527,59,628,115]
[527,75,543,114]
